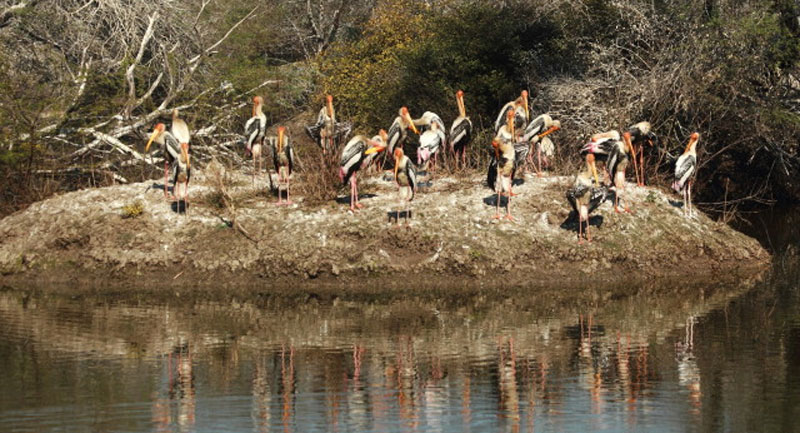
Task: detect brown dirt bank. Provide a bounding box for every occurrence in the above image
[0,166,770,294]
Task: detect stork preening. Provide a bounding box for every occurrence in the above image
[383,107,419,170]
[627,121,657,186]
[672,132,700,216]
[522,114,561,177]
[417,121,444,179]
[392,147,417,226]
[449,90,473,169]
[306,94,350,154]
[488,110,526,199]
[244,96,267,184]
[146,123,191,210]
[566,153,605,244]
[339,130,388,211]
[582,131,633,213]
[494,90,529,134]
[271,126,295,205]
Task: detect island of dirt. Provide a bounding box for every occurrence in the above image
[0,164,769,294]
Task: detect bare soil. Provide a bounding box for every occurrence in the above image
[0,164,769,293]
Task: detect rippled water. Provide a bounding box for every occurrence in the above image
[0,263,798,432]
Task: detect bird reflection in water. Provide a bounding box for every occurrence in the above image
[151,340,195,432]
[676,316,701,416]
[497,337,521,432]
[252,352,271,433]
[280,344,295,433]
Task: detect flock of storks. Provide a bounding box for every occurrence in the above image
[143,90,699,244]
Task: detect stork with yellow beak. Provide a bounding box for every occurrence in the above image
[672,132,700,216]
[145,123,191,208]
[566,153,605,244]
[487,110,523,199]
[627,121,657,186]
[449,90,473,169]
[244,96,267,184]
[392,147,417,226]
[340,130,388,211]
[271,126,295,205]
[494,90,529,134]
[522,114,561,177]
[381,107,418,172]
[306,94,338,154]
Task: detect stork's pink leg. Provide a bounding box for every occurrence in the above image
[164,161,170,200]
[536,149,543,177]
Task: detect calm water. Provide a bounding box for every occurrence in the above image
[1,215,799,432]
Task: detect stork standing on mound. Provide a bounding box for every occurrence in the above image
[449,90,473,169]
[306,94,345,154]
[146,123,191,207]
[244,96,267,184]
[582,132,633,213]
[417,122,444,179]
[392,147,417,226]
[382,107,418,171]
[566,153,605,244]
[339,130,388,211]
[522,114,561,176]
[272,126,294,205]
[488,110,527,199]
[672,132,700,216]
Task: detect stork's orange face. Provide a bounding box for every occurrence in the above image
[326,94,333,104]
[685,132,700,152]
[521,90,529,117]
[277,126,286,149]
[145,123,166,152]
[456,90,464,98]
[252,96,262,116]
[401,107,418,134]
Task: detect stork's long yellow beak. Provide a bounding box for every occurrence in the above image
[145,130,159,152]
[538,125,560,139]
[591,162,599,185]
[364,145,385,155]
[394,157,399,181]
[405,112,418,135]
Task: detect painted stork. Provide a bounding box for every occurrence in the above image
[383,107,418,169]
[339,130,388,211]
[413,111,446,138]
[146,123,191,208]
[582,131,634,213]
[488,110,527,198]
[417,121,444,179]
[449,90,473,169]
[494,90,529,134]
[392,147,417,226]
[566,153,605,244]
[244,96,267,184]
[271,126,295,205]
[171,108,191,147]
[522,114,561,177]
[627,121,657,186]
[306,94,338,154]
[672,132,700,216]
[489,136,516,221]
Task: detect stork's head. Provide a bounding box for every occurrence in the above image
[401,107,418,134]
[172,108,179,121]
[521,90,529,118]
[326,94,334,116]
[252,95,263,116]
[456,90,466,117]
[379,129,388,143]
[686,132,700,152]
[145,123,166,152]
[277,126,286,149]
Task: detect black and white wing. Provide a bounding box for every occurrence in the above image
[386,117,404,154]
[285,141,295,175]
[268,137,280,173]
[672,154,696,192]
[163,132,181,164]
[449,117,472,151]
[487,151,498,191]
[587,186,609,213]
[340,136,367,185]
[244,115,264,152]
